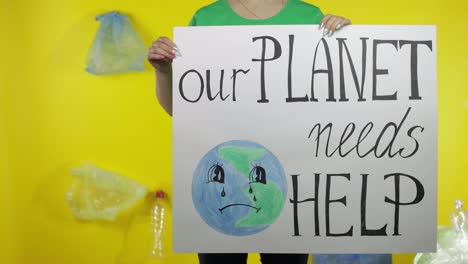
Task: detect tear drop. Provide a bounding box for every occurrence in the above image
[221,187,225,197]
[253,195,257,201]
[249,185,253,193]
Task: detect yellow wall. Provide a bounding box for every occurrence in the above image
[1,0,466,263]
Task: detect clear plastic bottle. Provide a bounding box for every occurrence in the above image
[116,190,168,264]
[450,200,467,233]
[150,190,167,259]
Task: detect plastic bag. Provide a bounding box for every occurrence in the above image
[85,11,147,75]
[65,162,147,221]
[414,200,468,264]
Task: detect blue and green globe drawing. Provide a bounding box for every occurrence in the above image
[192,140,287,236]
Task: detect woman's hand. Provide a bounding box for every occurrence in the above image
[147,37,179,73]
[149,37,179,116]
[320,14,351,37]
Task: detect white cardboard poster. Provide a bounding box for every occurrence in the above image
[172,25,437,253]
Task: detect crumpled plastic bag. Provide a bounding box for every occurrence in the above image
[65,162,147,221]
[85,11,147,75]
[414,200,468,264]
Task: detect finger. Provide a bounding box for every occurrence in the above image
[147,51,173,64]
[155,37,181,56]
[147,52,164,60]
[329,19,344,36]
[158,37,177,51]
[148,47,162,56]
[320,14,333,29]
[153,47,175,59]
[323,16,338,37]
[333,18,352,36]
[147,54,173,65]
[324,16,339,32]
[153,41,176,55]
[337,18,351,29]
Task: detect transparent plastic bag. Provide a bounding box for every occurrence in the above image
[414,200,468,264]
[65,162,147,221]
[85,11,147,75]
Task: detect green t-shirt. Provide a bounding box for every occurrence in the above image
[189,0,324,26]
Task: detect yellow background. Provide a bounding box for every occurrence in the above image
[1,0,467,263]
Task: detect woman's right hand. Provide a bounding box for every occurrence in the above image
[147,37,178,73]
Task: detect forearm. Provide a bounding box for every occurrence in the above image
[155,67,173,116]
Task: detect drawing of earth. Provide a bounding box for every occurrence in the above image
[192,140,287,236]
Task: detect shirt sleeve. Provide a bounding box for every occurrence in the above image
[188,12,198,26]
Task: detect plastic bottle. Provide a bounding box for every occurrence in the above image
[450,200,467,233]
[150,190,167,259]
[116,190,168,264]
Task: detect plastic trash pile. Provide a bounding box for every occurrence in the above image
[414,200,468,264]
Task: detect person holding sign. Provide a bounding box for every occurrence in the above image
[148,0,350,263]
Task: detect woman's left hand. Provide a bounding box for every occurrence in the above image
[320,14,351,37]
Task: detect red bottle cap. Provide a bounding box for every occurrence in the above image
[155,190,165,199]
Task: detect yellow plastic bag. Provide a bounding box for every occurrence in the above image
[65,162,147,221]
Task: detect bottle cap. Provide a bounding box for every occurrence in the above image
[155,190,165,199]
